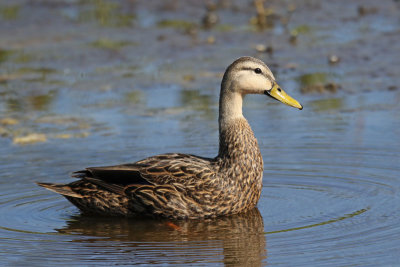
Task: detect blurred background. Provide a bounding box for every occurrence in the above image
[0,0,399,266]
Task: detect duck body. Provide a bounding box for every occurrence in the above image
[38,57,301,219]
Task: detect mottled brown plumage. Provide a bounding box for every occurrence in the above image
[38,56,302,219]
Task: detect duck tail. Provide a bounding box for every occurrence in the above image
[36,182,83,198]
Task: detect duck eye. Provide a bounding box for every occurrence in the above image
[254,68,262,74]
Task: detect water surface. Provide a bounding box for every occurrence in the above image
[1,0,399,266]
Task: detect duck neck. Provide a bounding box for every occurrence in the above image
[218,88,259,159]
[218,90,244,133]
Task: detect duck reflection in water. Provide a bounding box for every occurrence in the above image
[58,208,267,266]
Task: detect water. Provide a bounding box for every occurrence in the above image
[1,0,400,266]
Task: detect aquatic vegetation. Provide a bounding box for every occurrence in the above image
[17,67,56,75]
[250,0,276,30]
[290,24,312,35]
[29,94,56,111]
[299,73,328,86]
[0,118,19,126]
[0,67,58,84]
[254,44,273,54]
[309,98,344,112]
[0,5,19,20]
[180,89,212,110]
[0,73,21,83]
[157,19,197,31]
[0,113,92,145]
[201,2,219,29]
[298,73,340,94]
[13,52,35,63]
[124,91,142,105]
[90,38,136,51]
[215,24,233,32]
[13,133,47,145]
[0,49,14,63]
[78,0,135,27]
[289,25,312,44]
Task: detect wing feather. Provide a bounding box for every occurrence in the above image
[70,153,216,198]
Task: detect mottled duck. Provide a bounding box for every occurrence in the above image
[38,57,302,219]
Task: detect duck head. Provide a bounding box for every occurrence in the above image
[221,57,302,110]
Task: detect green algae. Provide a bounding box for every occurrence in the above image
[0,5,19,20]
[78,0,135,27]
[90,38,136,51]
[299,73,328,87]
[157,19,197,31]
[0,49,15,63]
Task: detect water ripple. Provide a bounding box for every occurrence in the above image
[1,142,399,266]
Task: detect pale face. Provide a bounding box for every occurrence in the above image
[225,58,276,95]
[222,57,302,110]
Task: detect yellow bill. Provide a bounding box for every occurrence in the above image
[265,82,303,110]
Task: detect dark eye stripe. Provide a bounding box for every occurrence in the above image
[239,66,270,79]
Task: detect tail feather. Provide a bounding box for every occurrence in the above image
[36,182,83,198]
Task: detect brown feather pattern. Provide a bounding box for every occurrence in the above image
[37,57,273,219]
